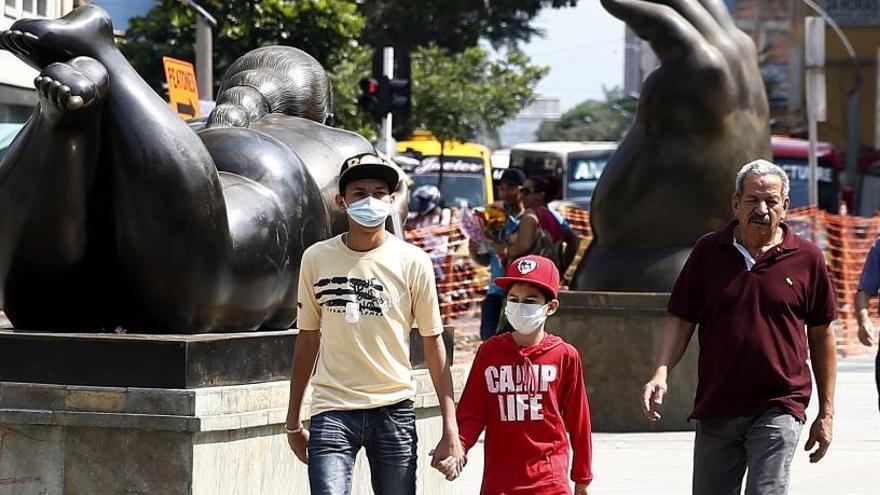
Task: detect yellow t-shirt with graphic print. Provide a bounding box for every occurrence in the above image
[297,233,444,417]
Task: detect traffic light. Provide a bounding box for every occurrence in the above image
[383,76,410,128]
[358,77,382,122]
[357,76,410,125]
[357,47,411,127]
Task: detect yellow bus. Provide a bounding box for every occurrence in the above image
[394,130,494,209]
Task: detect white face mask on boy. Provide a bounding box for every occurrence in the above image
[504,301,550,334]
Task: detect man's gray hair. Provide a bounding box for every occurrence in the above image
[735,159,790,199]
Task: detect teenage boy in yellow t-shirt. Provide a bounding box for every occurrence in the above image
[284,152,465,494]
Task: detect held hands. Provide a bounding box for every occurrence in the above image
[641,375,668,422]
[430,449,464,481]
[430,433,467,481]
[804,414,833,463]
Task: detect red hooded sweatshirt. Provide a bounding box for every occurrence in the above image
[457,332,593,494]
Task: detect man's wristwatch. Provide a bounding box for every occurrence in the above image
[284,424,303,434]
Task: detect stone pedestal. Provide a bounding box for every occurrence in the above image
[546,291,699,432]
[0,368,467,495]
[0,327,461,494]
[0,328,452,388]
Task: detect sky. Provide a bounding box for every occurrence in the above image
[518,2,626,112]
[92,0,155,31]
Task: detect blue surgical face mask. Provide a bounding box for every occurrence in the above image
[345,196,394,228]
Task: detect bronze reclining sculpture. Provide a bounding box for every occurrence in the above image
[0,4,406,333]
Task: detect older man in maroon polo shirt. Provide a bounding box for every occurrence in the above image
[640,159,837,495]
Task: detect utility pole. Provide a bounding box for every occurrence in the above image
[186,1,217,101]
[379,46,395,156]
[804,16,826,210]
[801,0,862,212]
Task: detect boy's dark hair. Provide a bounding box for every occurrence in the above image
[508,281,555,304]
[538,287,555,304]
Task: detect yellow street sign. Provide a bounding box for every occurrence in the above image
[162,56,201,119]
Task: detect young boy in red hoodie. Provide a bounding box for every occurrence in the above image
[447,254,593,494]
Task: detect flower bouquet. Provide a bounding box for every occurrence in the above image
[460,203,507,254]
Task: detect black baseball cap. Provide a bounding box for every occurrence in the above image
[338,152,401,194]
[498,168,525,186]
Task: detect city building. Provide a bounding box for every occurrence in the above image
[1,0,154,126]
[0,0,75,123]
[622,26,657,97]
[497,95,562,148]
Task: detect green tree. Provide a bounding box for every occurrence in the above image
[358,0,579,53]
[330,45,547,143]
[119,0,548,144]
[408,46,547,143]
[121,0,364,96]
[536,87,637,142]
[326,44,376,140]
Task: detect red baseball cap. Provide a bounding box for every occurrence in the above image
[495,255,560,298]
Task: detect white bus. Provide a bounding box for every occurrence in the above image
[508,141,617,210]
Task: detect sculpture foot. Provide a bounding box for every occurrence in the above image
[0,4,113,69]
[35,57,108,115]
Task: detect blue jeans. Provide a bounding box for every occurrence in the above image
[307,399,417,495]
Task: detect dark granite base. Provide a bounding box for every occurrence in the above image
[0,327,453,388]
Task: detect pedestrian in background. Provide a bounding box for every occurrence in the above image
[470,168,526,340]
[406,184,451,281]
[855,236,880,413]
[507,175,581,278]
[641,159,837,495]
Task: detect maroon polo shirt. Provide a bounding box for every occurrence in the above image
[668,220,836,421]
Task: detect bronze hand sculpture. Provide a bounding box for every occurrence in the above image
[572,0,771,291]
[0,5,406,333]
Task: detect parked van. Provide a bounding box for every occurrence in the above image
[508,141,618,210]
[394,130,494,209]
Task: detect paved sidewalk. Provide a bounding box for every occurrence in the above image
[458,356,880,494]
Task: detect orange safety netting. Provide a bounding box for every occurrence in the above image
[406,206,880,354]
[404,220,490,323]
[786,207,880,355]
